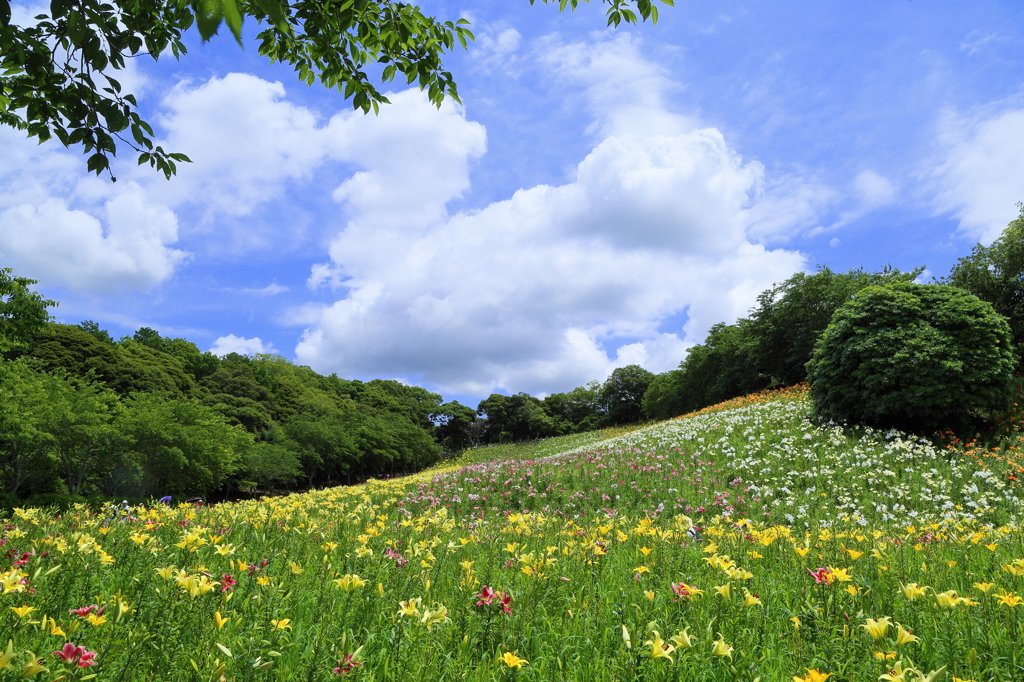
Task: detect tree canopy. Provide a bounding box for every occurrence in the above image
[0,0,672,179]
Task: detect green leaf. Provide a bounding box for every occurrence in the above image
[196,0,224,41]
[0,0,10,27]
[253,0,290,33]
[220,0,244,44]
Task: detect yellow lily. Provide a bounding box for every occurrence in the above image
[710,633,733,659]
[643,631,675,663]
[500,652,528,669]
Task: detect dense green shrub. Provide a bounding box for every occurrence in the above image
[806,282,1016,433]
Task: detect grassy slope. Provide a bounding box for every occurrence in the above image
[2,388,1024,682]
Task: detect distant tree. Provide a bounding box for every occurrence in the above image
[641,369,687,421]
[0,268,57,355]
[945,203,1024,371]
[599,365,655,425]
[806,283,1016,434]
[118,393,251,496]
[544,382,602,432]
[0,359,57,495]
[28,324,120,382]
[77,320,115,345]
[433,401,478,452]
[748,266,922,387]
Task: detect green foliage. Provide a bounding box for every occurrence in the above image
[599,364,654,425]
[806,282,1017,433]
[640,368,687,420]
[1,0,671,179]
[0,358,58,494]
[748,265,922,386]
[28,323,120,382]
[117,392,252,497]
[0,268,56,354]
[542,382,602,432]
[641,266,924,421]
[945,203,1024,370]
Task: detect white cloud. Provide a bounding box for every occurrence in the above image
[209,334,277,356]
[148,73,328,222]
[853,170,896,208]
[294,37,807,396]
[239,283,290,296]
[933,107,1024,242]
[0,129,188,292]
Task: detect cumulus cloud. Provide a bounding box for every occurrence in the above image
[932,107,1024,242]
[0,129,187,292]
[149,73,328,221]
[210,334,277,356]
[294,36,807,396]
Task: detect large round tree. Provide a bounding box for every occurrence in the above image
[806,282,1016,434]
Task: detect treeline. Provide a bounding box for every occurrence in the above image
[0,279,478,508]
[474,205,1024,435]
[643,206,1024,421]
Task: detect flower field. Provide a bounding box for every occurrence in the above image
[3,390,1024,681]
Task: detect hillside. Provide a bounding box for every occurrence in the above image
[2,388,1022,681]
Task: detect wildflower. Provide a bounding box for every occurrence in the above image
[53,643,98,669]
[860,616,891,641]
[794,547,810,557]
[644,590,655,601]
[973,582,996,594]
[155,566,175,580]
[879,661,911,681]
[935,590,966,608]
[271,619,292,630]
[994,591,1024,607]
[500,652,528,669]
[873,651,898,660]
[9,605,35,618]
[808,567,833,585]
[220,574,237,592]
[334,575,366,592]
[828,567,852,582]
[214,611,230,630]
[53,643,85,664]
[475,586,498,606]
[792,670,833,682]
[712,583,732,599]
[69,604,99,617]
[256,576,271,586]
[420,603,450,630]
[85,612,107,626]
[332,651,363,675]
[289,562,303,575]
[669,627,695,649]
[670,582,703,601]
[19,654,48,677]
[643,631,675,662]
[894,624,919,646]
[711,633,733,658]
[1002,562,1024,577]
[901,583,927,601]
[398,597,422,618]
[43,617,66,638]
[743,588,762,607]
[790,616,801,630]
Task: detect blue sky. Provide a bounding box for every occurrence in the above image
[2,0,1023,407]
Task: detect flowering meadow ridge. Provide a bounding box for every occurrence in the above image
[2,387,1024,681]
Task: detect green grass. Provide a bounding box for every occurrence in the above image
[2,390,1023,682]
